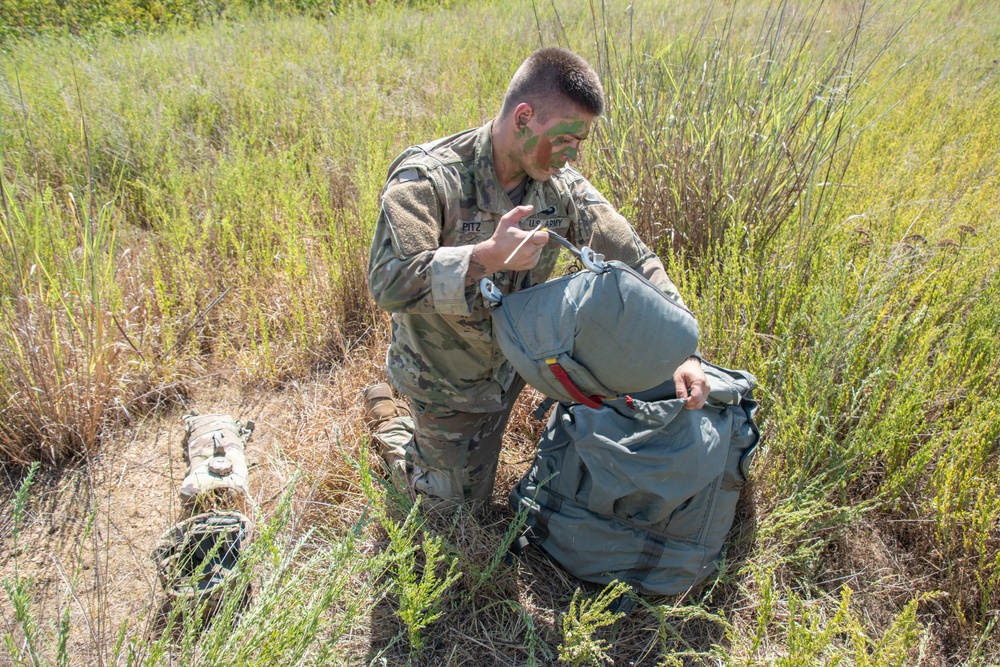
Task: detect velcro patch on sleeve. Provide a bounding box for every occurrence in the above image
[381,175,441,258]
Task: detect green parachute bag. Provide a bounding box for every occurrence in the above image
[509,361,760,595]
[480,236,698,408]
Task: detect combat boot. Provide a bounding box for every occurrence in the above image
[363,383,410,428]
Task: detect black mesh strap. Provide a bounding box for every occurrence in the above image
[530,490,562,543]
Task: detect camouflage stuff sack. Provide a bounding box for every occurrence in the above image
[484,249,698,408]
[151,510,254,612]
[180,413,252,504]
[509,361,760,595]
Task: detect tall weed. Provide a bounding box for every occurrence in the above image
[382,499,461,655]
[558,580,630,667]
[590,1,906,263]
[0,179,132,463]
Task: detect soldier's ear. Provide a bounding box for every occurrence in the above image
[514,102,535,130]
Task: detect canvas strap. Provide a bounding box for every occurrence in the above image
[545,358,604,409]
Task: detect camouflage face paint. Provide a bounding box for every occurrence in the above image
[533,135,553,172]
[559,145,579,163]
[516,122,537,147]
[505,110,595,183]
[529,116,591,175]
[544,119,589,139]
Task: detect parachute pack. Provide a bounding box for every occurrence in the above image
[484,235,759,593]
[152,412,256,618]
[481,235,699,408]
[151,510,255,614]
[179,413,253,505]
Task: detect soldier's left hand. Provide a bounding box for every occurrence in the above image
[674,357,708,410]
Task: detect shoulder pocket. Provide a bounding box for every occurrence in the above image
[382,176,441,256]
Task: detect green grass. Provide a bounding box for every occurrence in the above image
[2,0,999,664]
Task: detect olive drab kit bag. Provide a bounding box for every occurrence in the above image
[509,362,760,596]
[151,412,256,619]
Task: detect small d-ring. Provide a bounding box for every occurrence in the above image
[579,246,608,273]
[480,278,504,304]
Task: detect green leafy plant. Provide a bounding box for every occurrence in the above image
[558,580,631,667]
[383,499,461,655]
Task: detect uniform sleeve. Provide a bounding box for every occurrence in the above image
[570,178,687,307]
[368,171,478,315]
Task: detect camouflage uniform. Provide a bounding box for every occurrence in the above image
[368,121,684,506]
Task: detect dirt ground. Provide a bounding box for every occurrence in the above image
[0,369,388,664]
[0,352,553,666]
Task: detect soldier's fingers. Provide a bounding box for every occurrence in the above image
[529,230,550,246]
[516,240,547,269]
[683,377,708,410]
[673,371,689,401]
[498,205,534,229]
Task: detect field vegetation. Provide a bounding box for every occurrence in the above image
[1,0,998,664]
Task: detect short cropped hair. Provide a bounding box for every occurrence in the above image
[500,47,605,120]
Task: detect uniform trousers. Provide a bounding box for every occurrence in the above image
[372,376,526,507]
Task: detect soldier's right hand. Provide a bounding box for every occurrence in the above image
[469,206,549,279]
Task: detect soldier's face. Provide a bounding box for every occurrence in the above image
[515,105,594,181]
